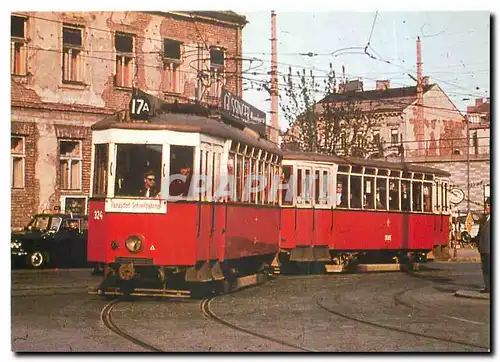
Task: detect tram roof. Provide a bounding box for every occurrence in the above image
[282,151,451,177]
[92,112,282,156]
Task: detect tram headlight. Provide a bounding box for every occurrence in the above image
[125,235,143,254]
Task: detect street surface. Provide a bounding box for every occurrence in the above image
[11,262,490,352]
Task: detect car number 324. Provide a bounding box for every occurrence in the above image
[93,210,103,220]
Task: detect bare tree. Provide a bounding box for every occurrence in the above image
[279,64,384,158]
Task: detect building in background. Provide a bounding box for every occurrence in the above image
[10,11,247,230]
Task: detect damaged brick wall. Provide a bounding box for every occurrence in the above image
[11,11,245,229]
[403,84,466,158]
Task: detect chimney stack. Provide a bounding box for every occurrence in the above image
[422,76,429,87]
[376,80,390,90]
[476,98,484,107]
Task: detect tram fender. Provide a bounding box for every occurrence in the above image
[185,262,213,282]
[313,246,330,262]
[289,246,314,262]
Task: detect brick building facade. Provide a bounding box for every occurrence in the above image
[10,11,247,230]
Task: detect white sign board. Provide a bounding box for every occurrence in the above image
[105,198,167,214]
[449,188,465,205]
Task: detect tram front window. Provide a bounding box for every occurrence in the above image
[169,146,194,197]
[114,144,163,197]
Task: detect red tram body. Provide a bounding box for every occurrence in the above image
[279,152,451,266]
[87,101,451,295]
[88,110,282,292]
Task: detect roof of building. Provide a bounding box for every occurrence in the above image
[188,11,247,25]
[318,84,435,112]
[468,101,490,115]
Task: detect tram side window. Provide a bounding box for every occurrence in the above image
[350,175,362,208]
[169,146,194,197]
[236,155,243,201]
[227,153,235,201]
[444,184,448,211]
[423,183,432,212]
[115,144,162,197]
[389,179,399,211]
[282,165,293,205]
[336,174,348,208]
[92,144,108,197]
[412,182,422,212]
[363,177,375,209]
[376,178,387,210]
[322,170,329,205]
[401,180,411,211]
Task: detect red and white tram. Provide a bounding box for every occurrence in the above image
[279,151,451,268]
[88,109,282,295]
[87,97,451,296]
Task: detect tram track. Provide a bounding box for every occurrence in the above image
[200,296,316,352]
[314,288,489,351]
[100,299,164,352]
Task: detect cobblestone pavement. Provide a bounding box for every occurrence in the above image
[11,262,490,352]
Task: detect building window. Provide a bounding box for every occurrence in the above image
[11,15,27,75]
[115,32,134,88]
[207,47,225,99]
[373,130,380,145]
[11,136,25,188]
[210,47,224,72]
[391,128,399,146]
[59,140,82,190]
[62,25,83,83]
[61,196,87,215]
[162,39,181,93]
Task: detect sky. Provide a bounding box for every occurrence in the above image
[240,11,490,131]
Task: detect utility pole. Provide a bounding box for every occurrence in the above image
[466,114,470,211]
[416,36,424,156]
[270,10,279,144]
[196,43,202,103]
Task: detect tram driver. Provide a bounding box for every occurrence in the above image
[139,170,160,197]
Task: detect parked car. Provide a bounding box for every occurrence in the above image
[11,212,89,268]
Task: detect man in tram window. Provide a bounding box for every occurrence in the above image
[139,170,160,197]
[401,182,410,211]
[169,166,192,197]
[336,183,346,207]
[423,185,432,212]
[376,185,385,209]
[389,181,398,210]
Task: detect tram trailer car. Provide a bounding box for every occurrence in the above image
[88,111,282,294]
[279,151,451,269]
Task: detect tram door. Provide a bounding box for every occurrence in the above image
[196,143,225,263]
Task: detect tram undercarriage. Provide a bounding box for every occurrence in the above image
[93,253,277,298]
[277,247,435,274]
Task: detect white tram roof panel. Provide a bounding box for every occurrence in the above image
[92,112,282,156]
[282,151,450,177]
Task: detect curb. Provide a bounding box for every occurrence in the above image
[11,268,93,274]
[455,290,490,300]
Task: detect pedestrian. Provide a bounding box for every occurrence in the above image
[478,197,491,293]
